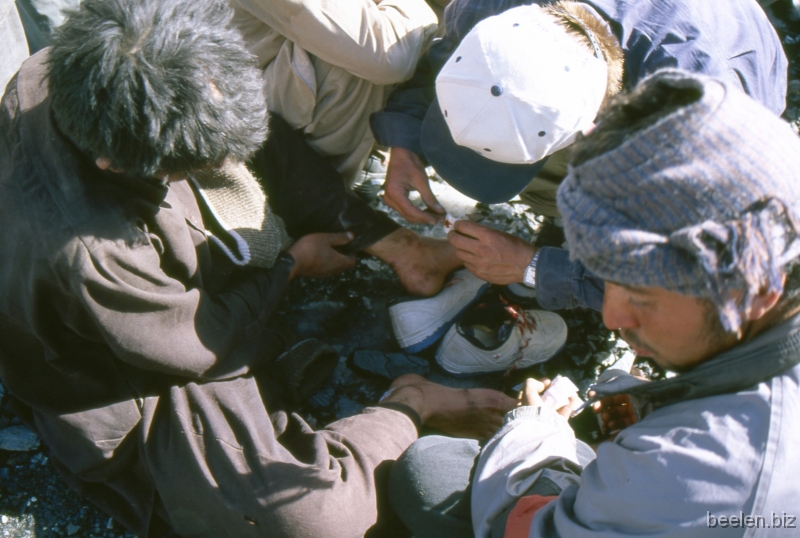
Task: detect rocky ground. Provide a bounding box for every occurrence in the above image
[1,4,799,536]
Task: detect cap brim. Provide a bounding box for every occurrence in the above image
[421,97,547,204]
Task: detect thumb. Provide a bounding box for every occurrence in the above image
[327,231,356,246]
[418,181,445,215]
[524,378,545,406]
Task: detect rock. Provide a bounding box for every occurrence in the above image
[360,259,384,272]
[0,425,40,451]
[592,352,616,368]
[67,523,80,535]
[308,386,335,409]
[334,398,364,419]
[351,350,430,379]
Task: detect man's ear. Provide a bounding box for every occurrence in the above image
[746,273,786,321]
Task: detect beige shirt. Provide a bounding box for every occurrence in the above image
[230,0,438,183]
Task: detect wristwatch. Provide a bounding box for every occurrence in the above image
[522,250,541,289]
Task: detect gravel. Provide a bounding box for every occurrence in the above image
[2,4,799,535]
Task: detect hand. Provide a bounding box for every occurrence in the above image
[518,378,580,420]
[287,232,357,279]
[383,147,445,225]
[384,374,516,440]
[448,220,537,284]
[591,394,638,435]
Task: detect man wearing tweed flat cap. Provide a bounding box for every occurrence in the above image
[387,70,800,537]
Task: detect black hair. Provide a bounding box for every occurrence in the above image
[570,73,703,167]
[47,0,268,177]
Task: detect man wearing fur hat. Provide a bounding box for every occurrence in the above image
[0,0,516,535]
[387,69,800,537]
[371,0,787,312]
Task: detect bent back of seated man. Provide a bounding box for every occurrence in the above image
[388,69,800,538]
[229,0,441,185]
[0,0,513,535]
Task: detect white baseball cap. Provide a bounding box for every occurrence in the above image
[421,4,608,203]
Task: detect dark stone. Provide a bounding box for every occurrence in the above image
[0,425,40,452]
[351,350,429,379]
[335,398,365,419]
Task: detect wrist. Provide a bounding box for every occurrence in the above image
[282,251,299,280]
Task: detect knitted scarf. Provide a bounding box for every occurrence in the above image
[191,161,292,268]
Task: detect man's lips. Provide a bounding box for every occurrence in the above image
[620,330,654,357]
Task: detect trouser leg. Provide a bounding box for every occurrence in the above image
[248,113,399,254]
[389,435,479,538]
[141,376,418,538]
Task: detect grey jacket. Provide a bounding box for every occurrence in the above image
[473,313,800,537]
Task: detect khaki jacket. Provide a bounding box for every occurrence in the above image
[230,0,438,183]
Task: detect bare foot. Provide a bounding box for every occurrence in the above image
[382,374,516,440]
[364,228,462,296]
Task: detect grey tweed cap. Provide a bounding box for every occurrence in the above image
[558,69,800,332]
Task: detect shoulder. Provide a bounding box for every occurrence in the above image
[571,387,770,528]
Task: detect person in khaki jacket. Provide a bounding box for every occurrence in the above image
[230,0,442,186]
[0,0,515,536]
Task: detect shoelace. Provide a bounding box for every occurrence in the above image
[499,297,538,375]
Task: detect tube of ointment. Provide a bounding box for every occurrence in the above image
[540,375,579,410]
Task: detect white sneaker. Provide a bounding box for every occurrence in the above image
[436,299,567,374]
[389,269,490,353]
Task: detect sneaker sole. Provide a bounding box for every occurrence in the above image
[389,276,490,353]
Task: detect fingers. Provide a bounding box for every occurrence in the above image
[325,231,356,246]
[526,378,546,395]
[520,378,545,407]
[557,394,583,419]
[287,232,357,279]
[592,394,638,432]
[447,228,481,252]
[384,182,437,224]
[415,177,445,217]
[452,219,497,240]
[383,147,442,225]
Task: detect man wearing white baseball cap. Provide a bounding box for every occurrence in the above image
[371,0,787,313]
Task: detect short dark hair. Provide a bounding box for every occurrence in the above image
[570,75,703,168]
[47,0,268,178]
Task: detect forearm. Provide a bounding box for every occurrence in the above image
[234,0,437,84]
[472,406,582,538]
[80,249,295,381]
[370,21,457,150]
[535,247,604,311]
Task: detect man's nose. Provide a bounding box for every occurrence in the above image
[602,284,638,330]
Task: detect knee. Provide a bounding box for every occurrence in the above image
[389,436,479,538]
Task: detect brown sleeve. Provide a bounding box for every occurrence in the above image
[72,237,293,380]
